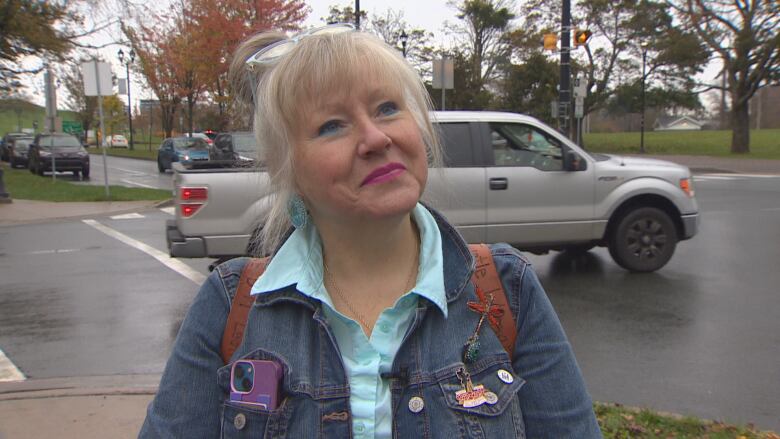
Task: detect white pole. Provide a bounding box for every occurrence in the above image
[94,59,110,199]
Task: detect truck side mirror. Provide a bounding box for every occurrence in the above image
[564,150,587,172]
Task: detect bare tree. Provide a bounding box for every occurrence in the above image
[670,0,780,153]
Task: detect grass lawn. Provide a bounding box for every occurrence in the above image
[583,129,780,160]
[86,146,158,161]
[596,403,779,439]
[2,165,170,202]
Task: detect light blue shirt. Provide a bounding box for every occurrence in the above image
[251,203,447,438]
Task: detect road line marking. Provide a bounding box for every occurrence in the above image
[0,349,26,382]
[697,173,780,179]
[120,179,158,189]
[160,207,175,215]
[694,176,741,181]
[82,219,206,285]
[28,248,81,255]
[110,213,145,220]
[761,208,780,212]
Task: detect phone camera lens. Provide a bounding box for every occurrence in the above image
[242,378,252,391]
[235,366,245,379]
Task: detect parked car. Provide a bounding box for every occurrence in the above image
[28,133,90,177]
[103,134,129,148]
[6,136,34,168]
[1,132,29,162]
[157,137,210,172]
[209,131,257,167]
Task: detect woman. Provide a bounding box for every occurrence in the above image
[140,24,601,438]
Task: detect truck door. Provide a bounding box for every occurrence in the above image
[483,122,595,246]
[424,121,488,243]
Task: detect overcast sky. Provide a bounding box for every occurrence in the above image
[304,0,459,43]
[25,0,720,112]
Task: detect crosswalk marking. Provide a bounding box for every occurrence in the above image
[110,213,145,220]
[82,219,206,285]
[159,207,175,216]
[0,348,26,382]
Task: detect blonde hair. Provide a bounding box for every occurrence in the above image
[230,29,443,256]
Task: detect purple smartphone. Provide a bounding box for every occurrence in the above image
[229,359,283,410]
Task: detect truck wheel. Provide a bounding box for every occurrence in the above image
[608,207,678,272]
[82,167,90,178]
[158,159,165,173]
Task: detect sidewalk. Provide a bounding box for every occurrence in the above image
[0,375,159,439]
[0,154,778,439]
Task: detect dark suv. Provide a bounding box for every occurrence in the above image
[209,131,257,167]
[28,133,90,178]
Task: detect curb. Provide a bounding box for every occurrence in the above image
[0,198,172,227]
[0,374,161,401]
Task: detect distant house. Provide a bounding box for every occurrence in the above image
[654,115,703,131]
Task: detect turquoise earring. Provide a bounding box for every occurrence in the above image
[287,194,308,228]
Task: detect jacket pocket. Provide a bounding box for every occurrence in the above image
[434,357,526,438]
[218,349,294,439]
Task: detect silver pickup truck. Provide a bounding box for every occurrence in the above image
[166,111,699,272]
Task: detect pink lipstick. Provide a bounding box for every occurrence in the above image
[362,162,406,186]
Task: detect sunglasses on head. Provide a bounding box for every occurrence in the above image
[246,23,356,70]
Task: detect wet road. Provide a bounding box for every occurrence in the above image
[531,173,780,431]
[0,173,778,430]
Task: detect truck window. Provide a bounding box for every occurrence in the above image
[489,123,563,171]
[436,122,473,168]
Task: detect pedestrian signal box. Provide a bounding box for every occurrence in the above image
[543,33,558,51]
[573,29,592,47]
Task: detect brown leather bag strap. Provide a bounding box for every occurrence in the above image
[220,257,269,363]
[468,244,517,358]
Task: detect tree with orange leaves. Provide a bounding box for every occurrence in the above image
[183,0,309,130]
[123,23,181,138]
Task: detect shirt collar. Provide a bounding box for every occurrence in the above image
[250,203,448,317]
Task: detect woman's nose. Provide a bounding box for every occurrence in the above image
[356,119,391,157]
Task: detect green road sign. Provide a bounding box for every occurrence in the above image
[62,120,83,135]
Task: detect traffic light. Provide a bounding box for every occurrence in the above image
[573,29,592,47]
[543,33,558,51]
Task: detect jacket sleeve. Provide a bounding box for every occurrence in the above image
[499,249,602,438]
[138,269,233,438]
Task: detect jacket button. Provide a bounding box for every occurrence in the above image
[497,369,514,384]
[408,396,425,413]
[234,413,246,430]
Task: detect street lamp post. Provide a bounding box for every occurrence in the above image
[400,30,408,58]
[640,43,648,154]
[117,48,135,150]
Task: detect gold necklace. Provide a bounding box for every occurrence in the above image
[323,235,419,334]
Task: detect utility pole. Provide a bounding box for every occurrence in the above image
[559,0,572,138]
[355,0,360,29]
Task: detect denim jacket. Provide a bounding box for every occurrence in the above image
[140,210,602,438]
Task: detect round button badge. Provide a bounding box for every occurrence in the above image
[484,391,499,405]
[233,413,246,430]
[408,396,425,413]
[497,369,514,384]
